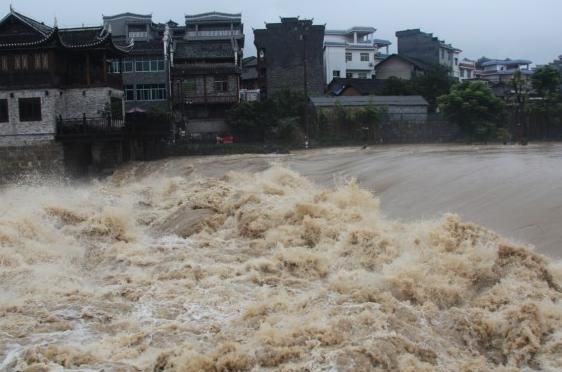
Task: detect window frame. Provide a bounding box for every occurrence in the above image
[333,70,341,78]
[213,79,229,93]
[18,97,42,122]
[360,53,369,62]
[0,99,8,123]
[124,85,135,101]
[345,52,352,62]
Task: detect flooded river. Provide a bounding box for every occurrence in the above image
[0,144,561,371]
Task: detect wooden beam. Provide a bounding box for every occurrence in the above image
[85,54,91,85]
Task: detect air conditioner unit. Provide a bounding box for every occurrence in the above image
[368,63,374,67]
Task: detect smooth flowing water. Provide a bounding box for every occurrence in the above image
[0,145,561,371]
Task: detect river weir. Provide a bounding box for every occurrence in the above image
[1,148,561,371]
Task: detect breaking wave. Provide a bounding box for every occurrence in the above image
[0,158,561,371]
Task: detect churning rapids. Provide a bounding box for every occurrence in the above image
[1,147,562,371]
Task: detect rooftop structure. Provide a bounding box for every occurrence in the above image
[396,29,462,78]
[254,17,325,98]
[324,25,392,83]
[0,8,130,146]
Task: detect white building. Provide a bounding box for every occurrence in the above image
[324,27,391,84]
[459,58,476,81]
[477,59,533,83]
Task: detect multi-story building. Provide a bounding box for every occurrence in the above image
[459,58,476,81]
[323,26,391,83]
[395,29,462,78]
[103,13,171,113]
[171,12,244,138]
[254,17,325,99]
[0,8,130,146]
[477,58,533,83]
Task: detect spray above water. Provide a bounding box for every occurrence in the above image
[0,158,561,371]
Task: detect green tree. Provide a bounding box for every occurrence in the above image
[438,81,505,141]
[508,71,533,143]
[381,77,415,96]
[412,64,455,112]
[532,65,561,99]
[353,102,383,142]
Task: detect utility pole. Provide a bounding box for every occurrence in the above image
[302,25,309,148]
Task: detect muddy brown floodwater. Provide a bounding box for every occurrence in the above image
[0,144,561,371]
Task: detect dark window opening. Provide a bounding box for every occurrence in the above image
[124,85,135,101]
[214,79,229,92]
[19,97,42,122]
[111,97,123,120]
[0,99,8,122]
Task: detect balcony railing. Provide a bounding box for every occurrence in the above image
[182,95,239,104]
[185,30,241,38]
[55,116,124,139]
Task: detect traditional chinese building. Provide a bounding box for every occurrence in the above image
[170,12,244,139]
[0,7,132,146]
[254,17,325,99]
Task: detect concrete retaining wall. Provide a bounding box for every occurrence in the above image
[0,142,64,183]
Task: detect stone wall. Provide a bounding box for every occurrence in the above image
[254,19,325,97]
[0,89,59,145]
[0,142,64,184]
[0,87,124,146]
[60,88,124,119]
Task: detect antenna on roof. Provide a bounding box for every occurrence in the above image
[54,17,58,28]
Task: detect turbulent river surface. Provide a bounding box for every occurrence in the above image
[1,144,561,371]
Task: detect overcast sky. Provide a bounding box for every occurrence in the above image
[6,0,562,65]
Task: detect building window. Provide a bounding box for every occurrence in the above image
[346,52,352,62]
[136,84,166,101]
[346,72,353,78]
[455,57,458,66]
[123,58,134,73]
[124,85,135,101]
[18,97,42,122]
[183,79,197,94]
[358,72,367,79]
[128,24,148,39]
[14,55,21,70]
[135,57,165,72]
[110,60,121,74]
[0,56,8,72]
[333,70,340,78]
[213,79,229,92]
[360,53,369,62]
[441,49,445,59]
[461,69,465,78]
[0,99,8,122]
[111,97,123,120]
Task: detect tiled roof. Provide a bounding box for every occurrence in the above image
[185,12,242,23]
[375,54,433,72]
[481,59,532,67]
[327,78,385,96]
[310,95,428,107]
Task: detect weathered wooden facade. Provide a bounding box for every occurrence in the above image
[0,8,132,146]
[171,12,244,138]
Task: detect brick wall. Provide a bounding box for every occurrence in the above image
[255,19,325,97]
[0,89,59,144]
[60,88,124,119]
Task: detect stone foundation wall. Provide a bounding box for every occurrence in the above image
[0,142,64,184]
